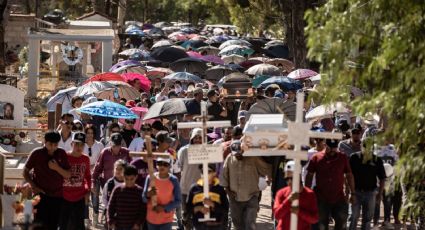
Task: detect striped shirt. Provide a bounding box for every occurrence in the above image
[107,184,144,228]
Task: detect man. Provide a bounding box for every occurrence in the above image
[120,119,139,147]
[338,127,362,157]
[236,110,247,130]
[2,102,14,120]
[23,131,71,229]
[184,87,203,121]
[92,133,132,200]
[305,139,356,230]
[108,165,145,230]
[177,128,203,229]
[207,89,227,121]
[213,126,233,145]
[59,132,91,230]
[128,123,152,152]
[274,161,319,230]
[349,138,386,230]
[221,139,272,230]
[186,164,229,230]
[58,113,74,152]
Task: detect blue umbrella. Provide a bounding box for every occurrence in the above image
[78,100,137,119]
[259,76,303,91]
[46,87,77,112]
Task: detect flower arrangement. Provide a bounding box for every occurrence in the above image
[3,183,40,224]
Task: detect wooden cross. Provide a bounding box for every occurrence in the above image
[242,92,342,230]
[130,135,170,207]
[177,101,231,222]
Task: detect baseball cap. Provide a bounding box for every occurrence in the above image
[207,89,218,98]
[156,131,174,144]
[156,157,172,165]
[111,133,123,146]
[238,110,247,119]
[284,160,295,172]
[230,140,242,155]
[326,139,339,148]
[72,132,86,143]
[190,128,203,140]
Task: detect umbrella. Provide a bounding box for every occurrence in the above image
[121,73,151,92]
[222,54,245,64]
[218,39,251,50]
[197,46,220,55]
[75,81,117,97]
[287,69,318,80]
[112,65,147,75]
[239,59,263,69]
[146,67,174,79]
[205,65,237,81]
[226,63,245,71]
[119,48,148,56]
[209,35,231,43]
[168,32,188,41]
[151,40,173,49]
[189,35,208,41]
[249,57,268,62]
[143,98,188,120]
[264,44,290,59]
[127,29,145,36]
[119,107,149,131]
[170,57,208,75]
[251,75,271,88]
[110,60,142,71]
[200,55,224,65]
[219,45,254,57]
[310,74,321,84]
[180,27,198,34]
[94,84,141,101]
[258,76,303,91]
[186,51,203,59]
[84,72,125,84]
[150,46,189,63]
[245,64,282,76]
[305,102,349,121]
[247,98,296,121]
[78,100,138,119]
[217,72,251,88]
[154,21,172,28]
[148,27,166,37]
[265,40,285,47]
[163,72,203,84]
[46,87,77,112]
[266,58,295,73]
[181,40,208,50]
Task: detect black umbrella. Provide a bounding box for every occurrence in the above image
[205,65,237,81]
[170,57,208,75]
[150,46,189,63]
[143,98,188,120]
[264,44,290,59]
[245,38,269,54]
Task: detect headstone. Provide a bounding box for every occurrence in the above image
[0,84,25,128]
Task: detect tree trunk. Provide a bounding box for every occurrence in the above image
[0,0,9,73]
[105,0,111,17]
[291,0,308,68]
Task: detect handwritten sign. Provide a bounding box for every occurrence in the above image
[188,145,223,164]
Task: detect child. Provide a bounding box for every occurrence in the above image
[102,159,126,209]
[59,132,91,230]
[107,165,144,230]
[143,157,182,230]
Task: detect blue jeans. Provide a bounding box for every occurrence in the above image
[147,222,172,230]
[349,190,377,230]
[91,179,101,214]
[317,199,348,230]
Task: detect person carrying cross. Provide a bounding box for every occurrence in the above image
[274,161,319,230]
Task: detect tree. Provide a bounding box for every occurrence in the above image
[306,0,425,217]
[0,0,9,73]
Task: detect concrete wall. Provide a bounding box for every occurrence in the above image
[4,14,35,50]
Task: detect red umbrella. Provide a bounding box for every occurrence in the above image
[121,73,151,92]
[287,69,318,80]
[84,72,125,85]
[186,51,203,59]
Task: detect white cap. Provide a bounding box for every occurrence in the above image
[284,160,295,173]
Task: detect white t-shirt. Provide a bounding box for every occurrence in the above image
[59,133,73,152]
[128,137,145,152]
[155,93,168,102]
[84,141,105,166]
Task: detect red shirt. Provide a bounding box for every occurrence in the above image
[307,150,351,204]
[92,147,132,185]
[63,154,91,202]
[25,147,70,197]
[273,186,319,230]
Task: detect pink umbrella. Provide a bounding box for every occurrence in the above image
[119,107,149,131]
[186,51,203,59]
[121,73,151,92]
[287,69,318,80]
[200,55,224,65]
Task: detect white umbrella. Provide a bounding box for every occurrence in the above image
[222,54,245,64]
[305,102,350,121]
[119,48,145,56]
[219,39,251,50]
[245,64,282,76]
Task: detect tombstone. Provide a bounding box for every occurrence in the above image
[0,84,24,128]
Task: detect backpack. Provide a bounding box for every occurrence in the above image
[106,178,117,202]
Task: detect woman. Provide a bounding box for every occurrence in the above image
[84,125,105,226]
[69,96,83,121]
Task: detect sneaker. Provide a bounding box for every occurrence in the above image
[92,213,99,226]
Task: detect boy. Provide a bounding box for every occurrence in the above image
[59,132,91,229]
[186,164,229,230]
[107,165,144,230]
[143,157,182,230]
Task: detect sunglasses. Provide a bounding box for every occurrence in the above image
[157,162,170,167]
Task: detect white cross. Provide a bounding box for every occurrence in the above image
[242,92,342,230]
[177,101,231,222]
